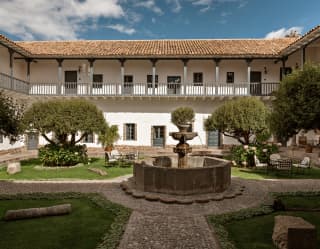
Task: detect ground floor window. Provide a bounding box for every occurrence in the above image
[124,123,137,141]
[83,133,94,143]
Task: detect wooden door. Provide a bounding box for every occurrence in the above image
[152,126,165,147]
[65,71,78,95]
[27,133,39,150]
[207,130,220,147]
[250,71,262,95]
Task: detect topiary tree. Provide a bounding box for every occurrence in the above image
[98,125,120,151]
[270,63,320,144]
[0,91,24,142]
[205,97,270,145]
[171,107,195,126]
[23,99,107,146]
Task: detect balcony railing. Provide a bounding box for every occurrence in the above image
[0,73,280,97]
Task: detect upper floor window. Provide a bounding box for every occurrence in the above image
[83,133,94,143]
[124,123,137,141]
[280,67,292,81]
[226,72,234,83]
[124,75,133,83]
[93,74,103,88]
[193,72,203,86]
[147,75,159,88]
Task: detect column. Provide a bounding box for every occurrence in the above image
[246,59,252,95]
[301,46,306,70]
[26,58,31,83]
[57,59,63,95]
[119,59,125,95]
[182,59,188,95]
[281,57,287,80]
[214,59,220,83]
[151,59,157,95]
[88,59,95,95]
[8,49,14,89]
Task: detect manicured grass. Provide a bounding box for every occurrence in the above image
[0,193,131,249]
[231,166,320,179]
[208,195,320,249]
[0,158,133,180]
[226,211,320,249]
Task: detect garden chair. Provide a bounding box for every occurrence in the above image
[269,154,281,170]
[110,149,122,160]
[254,155,268,168]
[293,157,311,173]
[105,151,118,165]
[275,158,293,176]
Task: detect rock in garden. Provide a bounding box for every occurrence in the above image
[88,167,108,176]
[4,204,72,221]
[6,162,21,175]
[272,215,316,249]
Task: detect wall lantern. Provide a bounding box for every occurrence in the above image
[264,67,268,74]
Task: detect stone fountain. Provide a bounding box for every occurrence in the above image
[169,124,197,168]
[120,107,242,203]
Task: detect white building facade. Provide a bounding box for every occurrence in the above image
[0,26,320,152]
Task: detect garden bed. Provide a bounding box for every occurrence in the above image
[0,158,133,180]
[207,192,320,249]
[0,192,131,249]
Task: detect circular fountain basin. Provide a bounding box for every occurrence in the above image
[133,156,231,195]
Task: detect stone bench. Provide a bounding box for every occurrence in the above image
[272,215,317,249]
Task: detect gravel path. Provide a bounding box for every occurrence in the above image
[1,178,320,249]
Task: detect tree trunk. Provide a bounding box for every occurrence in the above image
[4,204,72,221]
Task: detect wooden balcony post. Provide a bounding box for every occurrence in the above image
[119,59,125,95]
[88,59,95,95]
[214,59,220,83]
[8,49,14,90]
[57,59,64,95]
[151,59,157,95]
[182,59,188,95]
[246,59,252,95]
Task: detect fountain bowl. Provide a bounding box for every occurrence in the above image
[133,156,231,195]
[169,131,198,141]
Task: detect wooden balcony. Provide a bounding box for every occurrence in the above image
[0,73,280,97]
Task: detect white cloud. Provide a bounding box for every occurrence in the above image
[106,24,136,35]
[134,0,163,15]
[166,0,182,12]
[265,26,303,39]
[0,0,124,40]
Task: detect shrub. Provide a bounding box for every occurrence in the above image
[230,143,278,167]
[171,107,195,126]
[39,144,88,166]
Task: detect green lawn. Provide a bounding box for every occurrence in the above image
[0,193,131,249]
[231,166,320,179]
[208,195,320,249]
[0,158,133,180]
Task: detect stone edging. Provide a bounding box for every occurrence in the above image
[120,177,245,205]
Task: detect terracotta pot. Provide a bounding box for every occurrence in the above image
[104,146,113,152]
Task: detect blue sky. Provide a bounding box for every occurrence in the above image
[0,0,319,41]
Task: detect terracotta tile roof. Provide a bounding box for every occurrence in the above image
[281,25,320,55]
[0,34,30,56]
[16,38,297,58]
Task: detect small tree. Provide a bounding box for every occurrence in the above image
[23,99,107,146]
[270,63,320,143]
[205,97,270,145]
[98,125,120,150]
[171,107,195,126]
[0,91,24,142]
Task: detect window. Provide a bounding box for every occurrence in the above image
[147,75,158,88]
[93,74,103,88]
[124,123,136,141]
[280,67,292,81]
[226,72,234,83]
[167,76,181,83]
[124,75,133,83]
[0,134,3,143]
[193,72,203,86]
[83,133,94,143]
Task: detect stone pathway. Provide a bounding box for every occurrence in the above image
[0,178,320,249]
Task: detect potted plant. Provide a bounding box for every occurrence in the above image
[171,107,195,132]
[98,125,120,152]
